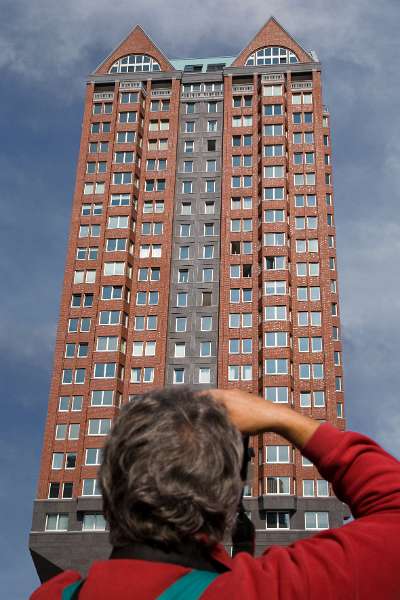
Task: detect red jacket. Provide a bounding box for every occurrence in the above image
[31,424,400,599]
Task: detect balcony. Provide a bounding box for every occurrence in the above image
[93,92,114,101]
[232,84,254,93]
[291,81,313,90]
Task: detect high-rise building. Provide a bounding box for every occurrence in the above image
[30,17,346,582]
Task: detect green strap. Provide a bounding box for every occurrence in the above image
[61,579,84,600]
[156,570,219,600]
[61,570,219,600]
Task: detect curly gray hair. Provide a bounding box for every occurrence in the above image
[99,387,243,549]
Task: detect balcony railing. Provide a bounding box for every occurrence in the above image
[291,81,313,90]
[232,84,254,93]
[181,90,224,99]
[93,92,114,101]
[151,89,172,97]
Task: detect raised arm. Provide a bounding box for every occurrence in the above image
[210,389,400,599]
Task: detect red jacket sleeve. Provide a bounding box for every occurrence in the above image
[30,571,81,600]
[252,423,400,600]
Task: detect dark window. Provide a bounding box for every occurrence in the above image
[49,482,60,499]
[202,292,212,307]
[243,264,252,277]
[184,64,203,72]
[66,454,77,469]
[206,63,225,71]
[207,140,216,152]
[231,241,241,254]
[62,482,73,499]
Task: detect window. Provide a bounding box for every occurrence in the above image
[264,233,285,246]
[263,103,283,116]
[63,452,77,471]
[264,145,284,163]
[45,514,69,531]
[88,418,111,436]
[264,280,286,296]
[48,482,60,498]
[150,99,169,112]
[132,341,156,357]
[173,368,185,384]
[205,180,216,193]
[228,365,252,381]
[206,159,217,173]
[133,315,156,331]
[198,368,211,384]
[179,246,190,260]
[265,359,288,375]
[317,480,329,496]
[264,306,287,321]
[85,448,103,466]
[202,268,213,282]
[265,332,288,348]
[58,396,82,412]
[266,512,290,529]
[116,131,136,145]
[180,202,192,217]
[264,165,284,179]
[95,336,118,353]
[131,367,155,383]
[175,317,187,332]
[305,512,329,530]
[82,514,107,531]
[118,111,137,124]
[200,316,212,331]
[266,476,290,494]
[94,363,117,379]
[184,140,194,153]
[110,54,161,73]
[82,479,102,496]
[266,446,290,463]
[91,390,113,407]
[265,387,289,403]
[174,342,186,358]
[92,102,113,115]
[180,224,191,237]
[263,124,284,137]
[207,139,216,152]
[91,122,110,135]
[265,256,286,270]
[103,262,125,277]
[120,91,139,104]
[177,292,187,307]
[208,101,217,113]
[263,187,284,201]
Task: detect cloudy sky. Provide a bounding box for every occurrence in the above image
[1,0,399,596]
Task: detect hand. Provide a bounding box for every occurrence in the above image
[207,388,320,449]
[207,388,280,434]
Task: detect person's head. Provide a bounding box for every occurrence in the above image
[99,386,243,550]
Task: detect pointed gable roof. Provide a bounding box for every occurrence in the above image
[93,25,174,75]
[232,17,314,67]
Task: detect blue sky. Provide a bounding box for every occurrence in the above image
[1,0,399,597]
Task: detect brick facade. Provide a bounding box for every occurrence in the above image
[30,18,347,582]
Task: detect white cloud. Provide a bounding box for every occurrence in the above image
[1,0,399,88]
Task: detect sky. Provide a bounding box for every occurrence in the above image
[1,0,399,596]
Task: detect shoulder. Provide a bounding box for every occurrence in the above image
[30,570,82,599]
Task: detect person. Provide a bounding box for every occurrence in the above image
[31,387,400,599]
